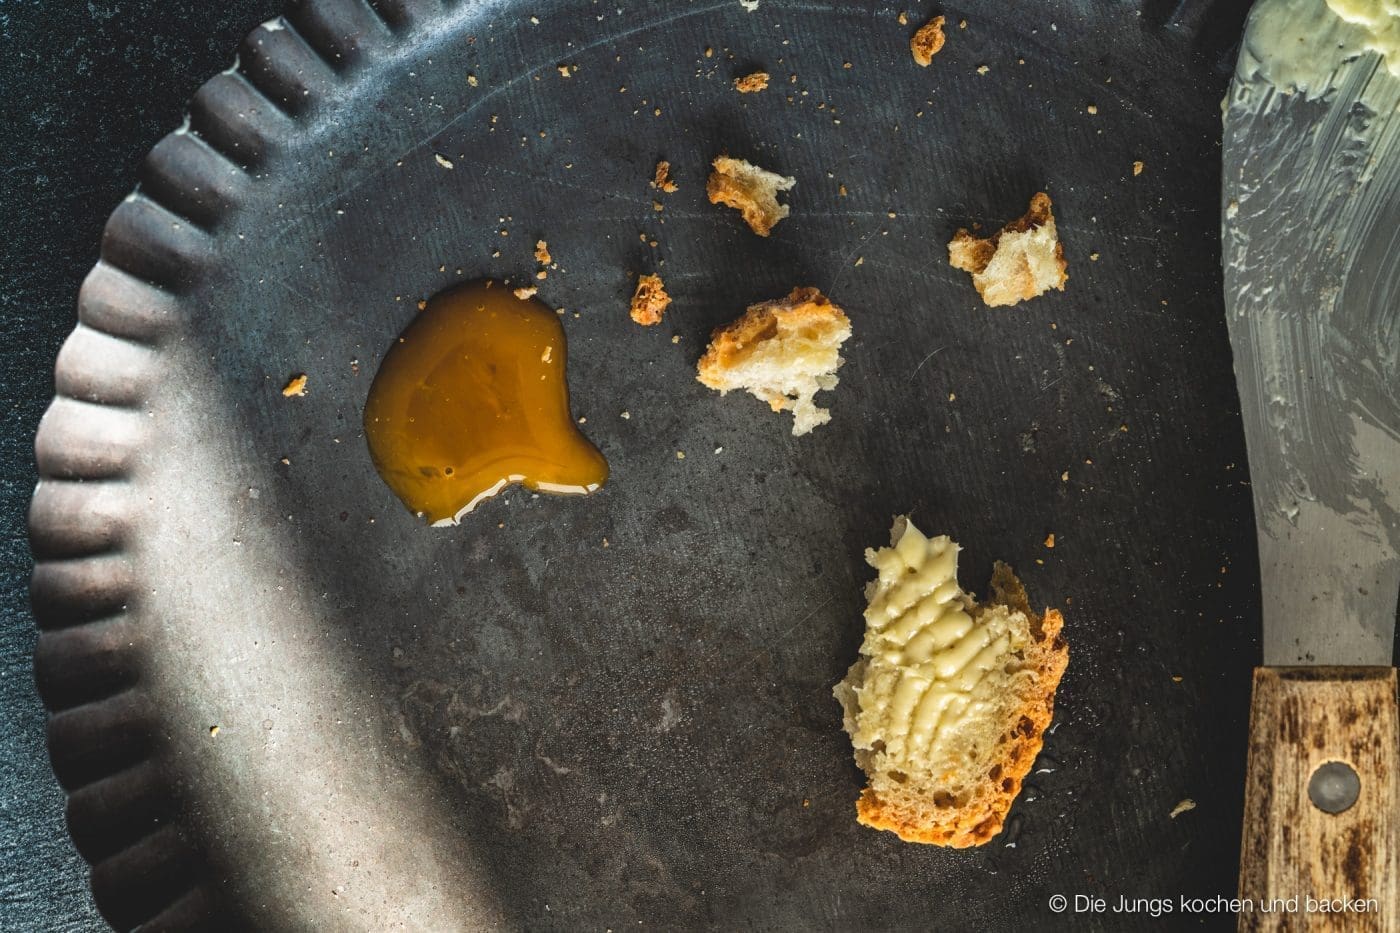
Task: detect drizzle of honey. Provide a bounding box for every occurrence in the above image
[363,280,607,525]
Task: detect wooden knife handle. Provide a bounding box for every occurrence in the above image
[1239,667,1399,932]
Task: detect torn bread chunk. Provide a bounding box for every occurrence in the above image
[707,156,796,237]
[629,273,671,326]
[696,287,851,436]
[911,15,946,66]
[833,517,1068,847]
[948,192,1068,307]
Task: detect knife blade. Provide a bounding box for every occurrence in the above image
[1224,0,1400,925]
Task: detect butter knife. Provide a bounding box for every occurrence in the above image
[1224,0,1400,926]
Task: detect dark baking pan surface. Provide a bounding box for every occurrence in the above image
[29,0,1259,928]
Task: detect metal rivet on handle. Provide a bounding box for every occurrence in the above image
[1308,761,1360,814]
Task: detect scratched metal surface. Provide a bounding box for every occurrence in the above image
[1224,0,1400,666]
[31,0,1262,928]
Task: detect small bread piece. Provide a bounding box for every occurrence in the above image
[651,160,678,193]
[911,15,946,66]
[696,287,851,435]
[629,274,671,326]
[833,517,1069,847]
[948,192,1068,307]
[734,71,770,93]
[707,156,796,237]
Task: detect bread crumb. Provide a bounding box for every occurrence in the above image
[417,299,427,311]
[652,200,664,212]
[739,0,759,10]
[541,345,553,363]
[1089,251,1100,261]
[1044,533,1055,548]
[838,184,848,197]
[1169,799,1196,819]
[704,46,714,58]
[676,450,686,459]
[1086,103,1098,114]
[948,192,1069,307]
[629,273,671,326]
[959,18,967,28]
[620,410,631,420]
[467,73,478,87]
[697,287,851,435]
[707,155,796,237]
[652,160,679,193]
[911,15,946,66]
[897,10,908,25]
[734,71,770,93]
[534,240,551,265]
[434,153,454,169]
[1172,675,1183,683]
[557,64,576,77]
[1061,471,1069,482]
[282,374,308,397]
[975,64,989,75]
[209,725,219,737]
[1132,160,1144,176]
[514,286,538,300]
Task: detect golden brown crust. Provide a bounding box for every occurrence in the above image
[733,71,770,93]
[911,15,946,66]
[948,192,1068,306]
[696,287,842,397]
[651,160,678,193]
[854,564,1069,847]
[629,274,671,326]
[706,156,794,237]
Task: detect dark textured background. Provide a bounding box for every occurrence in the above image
[1,2,273,928]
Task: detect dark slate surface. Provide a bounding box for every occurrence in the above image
[0,2,274,929]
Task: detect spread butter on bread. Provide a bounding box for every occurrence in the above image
[948,192,1068,307]
[834,517,1068,846]
[696,287,850,436]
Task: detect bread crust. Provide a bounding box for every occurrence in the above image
[629,273,671,326]
[948,192,1069,307]
[911,15,946,66]
[851,563,1069,847]
[695,286,844,401]
[706,156,795,237]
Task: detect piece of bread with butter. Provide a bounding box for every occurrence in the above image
[833,516,1068,846]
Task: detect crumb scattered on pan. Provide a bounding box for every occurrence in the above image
[707,155,796,237]
[467,73,478,87]
[1133,160,1145,176]
[739,0,759,10]
[557,64,576,77]
[1044,533,1055,548]
[911,15,946,66]
[734,71,770,92]
[629,273,671,326]
[897,10,908,25]
[652,160,679,192]
[1169,799,1196,819]
[976,64,989,75]
[434,153,454,169]
[1086,103,1099,115]
[209,725,219,737]
[514,286,538,300]
[947,192,1068,307]
[676,450,686,459]
[535,239,552,265]
[282,374,308,397]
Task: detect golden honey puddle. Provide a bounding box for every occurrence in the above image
[363,280,607,525]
